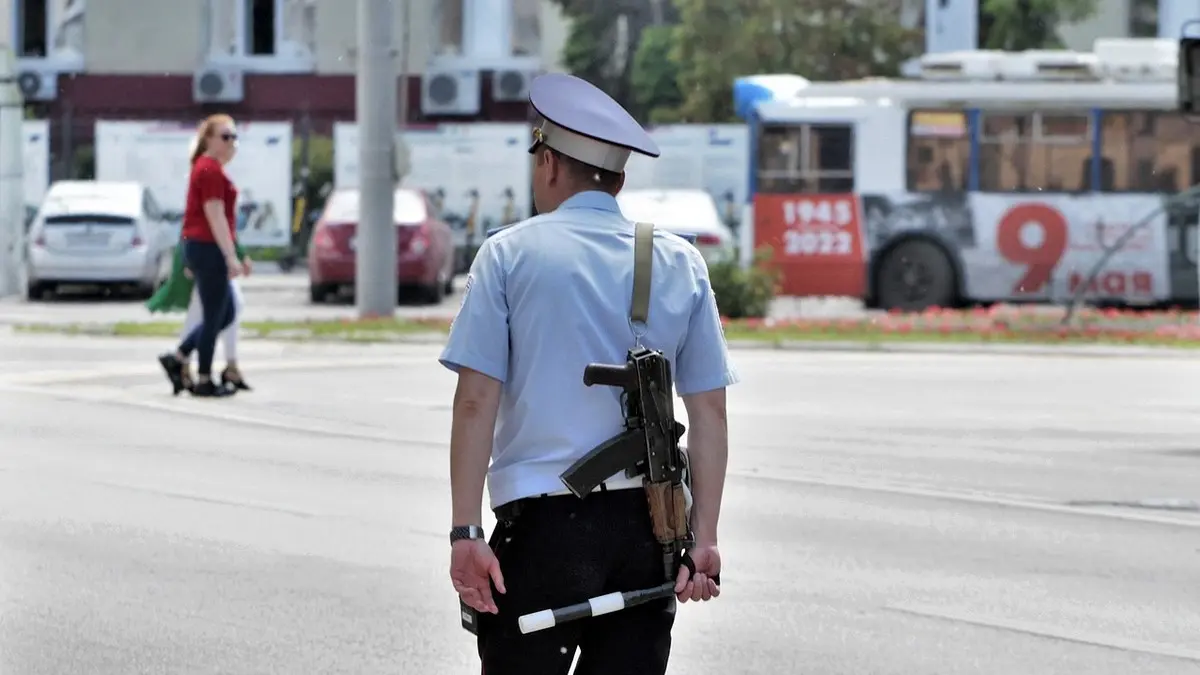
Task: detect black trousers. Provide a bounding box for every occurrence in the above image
[478,488,675,675]
[178,241,236,376]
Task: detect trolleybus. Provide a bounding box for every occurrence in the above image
[736,38,1199,310]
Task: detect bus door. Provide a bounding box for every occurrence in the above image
[752,119,867,297]
[1166,196,1199,304]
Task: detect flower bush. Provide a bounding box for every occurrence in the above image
[707,247,780,320]
[717,304,1200,345]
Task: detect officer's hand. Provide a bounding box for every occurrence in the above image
[450,539,506,614]
[675,544,721,603]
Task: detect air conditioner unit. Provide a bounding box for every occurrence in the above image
[16,68,59,102]
[421,67,481,116]
[917,51,1004,80]
[1093,37,1176,82]
[1000,50,1099,81]
[193,65,244,103]
[491,69,534,102]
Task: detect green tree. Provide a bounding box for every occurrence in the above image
[979,0,1098,51]
[670,0,923,123]
[559,11,617,92]
[549,0,680,121]
[629,24,683,123]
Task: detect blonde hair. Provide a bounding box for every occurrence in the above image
[189,114,235,165]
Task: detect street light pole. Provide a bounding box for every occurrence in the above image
[395,0,411,183]
[355,0,397,317]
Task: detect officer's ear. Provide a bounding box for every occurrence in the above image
[614,171,625,194]
[541,148,562,185]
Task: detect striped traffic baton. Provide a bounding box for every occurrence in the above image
[518,581,677,634]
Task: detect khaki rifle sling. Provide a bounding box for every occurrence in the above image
[631,222,654,325]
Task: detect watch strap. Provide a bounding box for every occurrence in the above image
[450,525,485,544]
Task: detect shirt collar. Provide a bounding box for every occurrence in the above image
[556,190,621,214]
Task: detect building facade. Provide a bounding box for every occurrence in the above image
[3,0,570,173]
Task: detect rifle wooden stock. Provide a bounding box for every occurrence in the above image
[644,481,689,544]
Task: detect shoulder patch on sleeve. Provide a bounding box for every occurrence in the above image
[710,288,727,342]
[460,272,474,305]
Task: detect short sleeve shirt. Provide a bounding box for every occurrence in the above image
[181,156,238,243]
[439,191,738,508]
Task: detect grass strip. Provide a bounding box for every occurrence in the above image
[12,315,1200,348]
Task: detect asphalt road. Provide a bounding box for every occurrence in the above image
[1,333,1199,674]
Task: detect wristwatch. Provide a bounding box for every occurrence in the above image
[450,525,485,544]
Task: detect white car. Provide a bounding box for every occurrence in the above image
[615,189,736,264]
[25,181,175,300]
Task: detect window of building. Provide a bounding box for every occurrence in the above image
[1128,0,1158,38]
[204,0,313,71]
[246,0,276,55]
[977,111,1091,192]
[435,0,465,57]
[756,124,855,194]
[1099,111,1196,193]
[17,0,48,58]
[511,0,541,57]
[12,0,84,67]
[906,109,970,191]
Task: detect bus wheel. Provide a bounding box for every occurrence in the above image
[875,239,957,312]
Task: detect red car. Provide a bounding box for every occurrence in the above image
[308,187,456,304]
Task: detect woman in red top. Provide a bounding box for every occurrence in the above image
[158,114,250,397]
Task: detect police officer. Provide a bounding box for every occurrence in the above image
[440,73,737,675]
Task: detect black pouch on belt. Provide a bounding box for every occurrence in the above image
[460,499,529,635]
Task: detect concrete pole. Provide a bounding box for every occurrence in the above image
[395,0,411,183]
[355,0,398,317]
[0,47,26,298]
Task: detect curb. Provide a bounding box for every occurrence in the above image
[3,326,1198,358]
[723,339,1200,358]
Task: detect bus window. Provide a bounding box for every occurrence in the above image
[1100,111,1195,193]
[906,110,969,192]
[978,112,1091,193]
[756,123,854,194]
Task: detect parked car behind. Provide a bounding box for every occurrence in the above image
[25,180,176,300]
[615,189,737,264]
[307,187,456,304]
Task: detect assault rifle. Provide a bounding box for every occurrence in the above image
[517,345,717,634]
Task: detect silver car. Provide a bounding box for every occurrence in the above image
[25,181,175,300]
[615,189,737,265]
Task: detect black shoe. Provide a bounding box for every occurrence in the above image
[190,380,236,398]
[220,367,252,391]
[158,353,186,396]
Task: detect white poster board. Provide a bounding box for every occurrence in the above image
[94,120,294,248]
[334,122,532,239]
[22,119,50,212]
[622,124,750,232]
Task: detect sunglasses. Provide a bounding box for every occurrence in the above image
[220,132,238,142]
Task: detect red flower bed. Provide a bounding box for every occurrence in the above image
[721,305,1200,345]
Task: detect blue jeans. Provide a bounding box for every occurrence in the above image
[177,241,236,376]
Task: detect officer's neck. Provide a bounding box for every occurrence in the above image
[547,187,610,211]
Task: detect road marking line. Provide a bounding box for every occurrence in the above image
[0,354,434,386]
[0,382,416,445]
[6,358,1198,531]
[11,377,1198,532]
[886,605,1200,662]
[91,481,326,519]
[741,472,1200,529]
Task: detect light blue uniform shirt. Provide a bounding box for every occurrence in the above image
[439,191,738,509]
